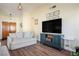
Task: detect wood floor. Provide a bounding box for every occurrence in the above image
[1,40,71,56]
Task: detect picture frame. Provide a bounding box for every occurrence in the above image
[35,19,38,25]
[46,10,60,20]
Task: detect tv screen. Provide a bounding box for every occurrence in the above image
[42,18,62,33]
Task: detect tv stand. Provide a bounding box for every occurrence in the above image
[40,33,64,50]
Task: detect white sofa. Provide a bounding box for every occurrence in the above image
[7,32,37,50]
[0,46,10,56]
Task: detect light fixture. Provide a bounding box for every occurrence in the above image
[49,5,56,9]
[52,5,56,8]
[9,13,12,17]
[18,3,23,10]
[17,3,23,32]
[9,13,12,20]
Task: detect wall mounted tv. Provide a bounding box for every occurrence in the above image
[42,18,62,33]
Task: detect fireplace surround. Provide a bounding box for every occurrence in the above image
[40,33,64,50]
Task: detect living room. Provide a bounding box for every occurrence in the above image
[0,3,79,56]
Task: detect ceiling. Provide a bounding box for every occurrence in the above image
[0,3,46,13]
[0,3,48,17]
[0,3,79,12]
[0,3,79,17]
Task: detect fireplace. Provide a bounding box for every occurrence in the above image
[45,34,54,47]
[40,33,64,50]
[46,34,53,42]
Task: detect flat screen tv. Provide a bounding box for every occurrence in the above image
[42,18,62,33]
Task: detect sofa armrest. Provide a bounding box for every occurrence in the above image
[32,37,36,40]
[7,36,13,49]
[32,37,37,43]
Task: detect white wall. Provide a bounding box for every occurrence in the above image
[0,4,33,39]
[31,4,79,40]
[22,13,32,32]
[0,8,32,32]
[31,4,79,51]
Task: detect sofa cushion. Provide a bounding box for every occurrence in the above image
[24,32,33,39]
[12,38,33,44]
[16,32,23,38]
